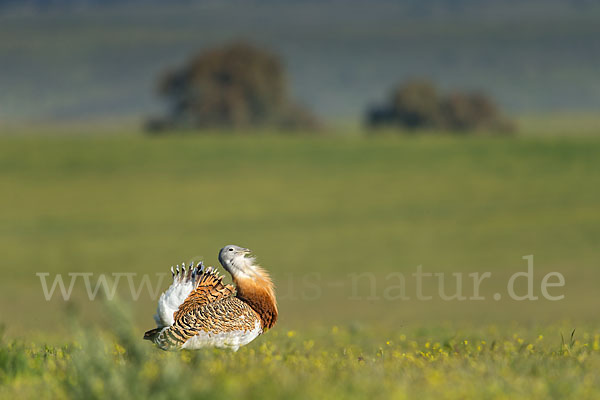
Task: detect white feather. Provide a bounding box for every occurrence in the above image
[181,320,262,351]
[153,266,197,327]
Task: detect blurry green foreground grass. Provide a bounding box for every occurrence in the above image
[1,310,599,399]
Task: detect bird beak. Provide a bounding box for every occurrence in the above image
[240,248,251,255]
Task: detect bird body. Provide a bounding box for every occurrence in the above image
[144,245,277,351]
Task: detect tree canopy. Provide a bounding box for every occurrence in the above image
[367,79,514,133]
[148,42,319,132]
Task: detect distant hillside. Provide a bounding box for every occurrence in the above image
[1,0,599,122]
[1,0,597,16]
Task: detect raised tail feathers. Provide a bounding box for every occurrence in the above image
[154,261,208,327]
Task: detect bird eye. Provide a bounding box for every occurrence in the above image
[228,248,233,252]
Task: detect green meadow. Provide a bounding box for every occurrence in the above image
[1,132,599,398]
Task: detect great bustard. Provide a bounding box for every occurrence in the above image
[144,245,277,351]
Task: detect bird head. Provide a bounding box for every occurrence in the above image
[218,244,255,279]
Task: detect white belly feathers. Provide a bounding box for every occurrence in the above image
[181,320,262,351]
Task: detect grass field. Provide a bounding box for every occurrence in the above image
[2,316,600,399]
[1,132,599,398]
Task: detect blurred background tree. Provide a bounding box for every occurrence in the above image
[367,79,514,134]
[440,92,514,133]
[147,42,319,132]
[391,79,442,129]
